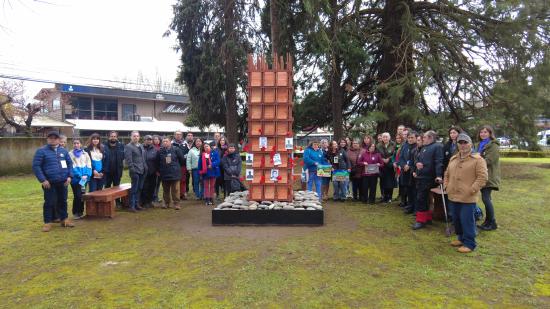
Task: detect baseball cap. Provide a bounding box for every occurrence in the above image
[457,133,472,144]
[47,131,60,138]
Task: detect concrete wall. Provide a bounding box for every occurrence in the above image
[0,138,51,176]
[0,136,135,176]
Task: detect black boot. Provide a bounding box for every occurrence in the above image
[477,220,490,229]
[403,206,414,214]
[479,220,497,231]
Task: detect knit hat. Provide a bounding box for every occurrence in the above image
[457,133,472,144]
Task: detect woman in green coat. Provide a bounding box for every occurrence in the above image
[476,125,500,231]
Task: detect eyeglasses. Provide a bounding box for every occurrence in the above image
[458,141,469,144]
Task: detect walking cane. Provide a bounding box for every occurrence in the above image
[439,183,452,237]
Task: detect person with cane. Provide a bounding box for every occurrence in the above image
[444,133,488,253]
[411,130,444,230]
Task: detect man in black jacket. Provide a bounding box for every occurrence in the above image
[412,130,444,230]
[172,130,190,200]
[104,131,125,188]
[398,131,418,214]
[221,144,242,194]
[159,137,186,209]
[141,135,159,208]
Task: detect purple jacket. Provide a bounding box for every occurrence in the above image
[358,151,384,176]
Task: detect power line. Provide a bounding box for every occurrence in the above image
[0,72,186,95]
[0,65,181,89]
[0,59,183,90]
[0,73,185,94]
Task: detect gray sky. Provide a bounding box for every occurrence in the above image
[0,0,181,97]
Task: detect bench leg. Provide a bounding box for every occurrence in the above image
[86,200,97,217]
[86,200,116,218]
[121,195,130,208]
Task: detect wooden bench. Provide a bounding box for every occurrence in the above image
[430,187,447,221]
[83,183,131,218]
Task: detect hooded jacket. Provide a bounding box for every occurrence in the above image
[477,138,500,190]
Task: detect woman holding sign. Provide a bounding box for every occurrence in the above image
[303,139,329,201]
[358,143,384,204]
[326,140,351,202]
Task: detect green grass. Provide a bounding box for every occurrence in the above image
[0,160,549,308]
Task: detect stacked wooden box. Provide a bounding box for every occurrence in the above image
[246,54,294,202]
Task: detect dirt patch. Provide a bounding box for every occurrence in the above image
[172,201,359,239]
[501,163,541,180]
[537,163,550,169]
[85,200,359,241]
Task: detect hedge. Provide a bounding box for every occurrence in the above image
[499,151,549,158]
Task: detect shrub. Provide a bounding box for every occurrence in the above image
[500,151,549,158]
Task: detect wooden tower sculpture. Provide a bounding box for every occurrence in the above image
[245,53,294,202]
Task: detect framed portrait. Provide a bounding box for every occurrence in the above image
[245,169,254,181]
[245,153,253,166]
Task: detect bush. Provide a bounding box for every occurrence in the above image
[500,151,549,158]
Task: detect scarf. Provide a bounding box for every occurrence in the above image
[478,138,490,154]
[73,148,83,158]
[220,144,228,156]
[200,149,212,175]
[450,142,457,155]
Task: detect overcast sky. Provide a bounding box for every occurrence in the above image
[0,0,181,97]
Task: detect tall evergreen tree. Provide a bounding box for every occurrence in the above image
[292,0,372,140]
[169,0,257,143]
[291,1,550,136]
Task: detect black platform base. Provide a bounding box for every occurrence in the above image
[212,209,324,226]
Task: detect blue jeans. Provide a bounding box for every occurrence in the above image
[307,171,322,201]
[450,201,476,250]
[333,180,348,201]
[192,169,202,199]
[43,182,68,223]
[130,172,145,209]
[88,177,104,192]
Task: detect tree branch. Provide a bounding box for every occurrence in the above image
[412,1,509,25]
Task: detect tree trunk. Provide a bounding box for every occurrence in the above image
[270,0,281,56]
[223,0,238,144]
[329,0,344,141]
[376,0,415,134]
[331,62,344,141]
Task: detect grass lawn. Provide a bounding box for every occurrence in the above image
[0,158,549,308]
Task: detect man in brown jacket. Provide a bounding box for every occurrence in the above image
[444,133,488,253]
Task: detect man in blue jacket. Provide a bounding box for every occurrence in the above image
[412,130,444,230]
[398,131,417,214]
[32,131,74,232]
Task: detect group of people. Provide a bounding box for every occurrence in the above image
[32,130,243,232]
[32,124,500,253]
[302,124,500,253]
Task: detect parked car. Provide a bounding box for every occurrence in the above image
[537,130,550,146]
[497,136,511,148]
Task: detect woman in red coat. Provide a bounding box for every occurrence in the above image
[358,143,384,204]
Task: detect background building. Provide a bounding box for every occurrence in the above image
[35,83,222,137]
